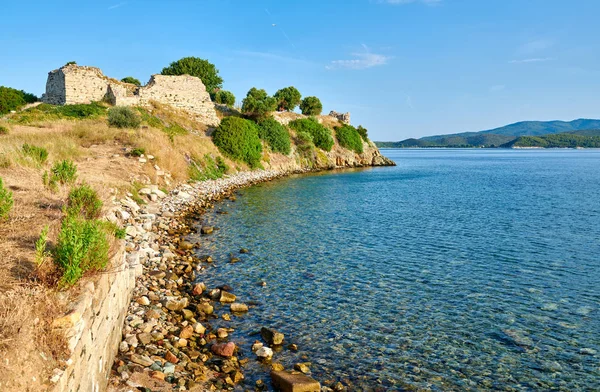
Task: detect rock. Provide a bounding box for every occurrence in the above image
[119,341,129,353]
[162,297,189,311]
[230,257,241,263]
[182,309,194,320]
[194,322,206,334]
[270,370,321,392]
[580,348,597,355]
[271,362,285,371]
[288,344,298,351]
[146,309,161,319]
[130,354,154,367]
[149,270,166,279]
[180,325,194,339]
[240,248,249,254]
[217,328,228,338]
[150,371,165,381]
[256,346,274,360]
[294,363,311,374]
[196,303,213,315]
[200,226,214,235]
[179,241,194,250]
[219,291,237,303]
[192,283,205,296]
[176,338,188,347]
[211,342,236,357]
[222,313,232,321]
[165,350,179,364]
[138,333,153,345]
[163,362,175,374]
[252,341,263,352]
[136,296,150,306]
[261,327,285,346]
[230,303,248,312]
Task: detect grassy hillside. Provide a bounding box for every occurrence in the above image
[502,130,600,148]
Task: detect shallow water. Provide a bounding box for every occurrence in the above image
[191,149,600,391]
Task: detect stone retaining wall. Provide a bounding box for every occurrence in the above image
[50,247,142,392]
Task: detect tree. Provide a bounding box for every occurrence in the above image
[274,86,302,111]
[212,117,263,168]
[0,86,38,115]
[161,57,223,95]
[300,96,323,116]
[121,76,141,86]
[356,125,369,141]
[241,88,277,120]
[214,90,236,107]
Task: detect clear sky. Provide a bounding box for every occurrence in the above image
[1,0,599,140]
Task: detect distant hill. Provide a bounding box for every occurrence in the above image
[376,118,600,148]
[502,129,600,148]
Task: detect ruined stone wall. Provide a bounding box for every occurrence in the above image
[329,110,351,125]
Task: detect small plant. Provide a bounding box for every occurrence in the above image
[100,220,126,240]
[212,117,263,168]
[65,61,77,66]
[164,123,188,142]
[121,76,141,86]
[335,124,364,153]
[258,117,292,155]
[0,177,13,220]
[0,125,8,135]
[130,148,145,157]
[50,160,78,186]
[34,226,50,267]
[136,107,163,128]
[67,184,103,219]
[214,90,236,107]
[54,215,109,287]
[300,96,323,116]
[289,117,334,151]
[22,144,49,165]
[189,155,229,181]
[108,106,141,128]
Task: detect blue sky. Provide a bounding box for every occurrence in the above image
[1,0,600,140]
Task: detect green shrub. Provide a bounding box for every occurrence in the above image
[295,131,315,157]
[241,88,277,120]
[130,148,145,157]
[300,96,323,116]
[108,106,141,128]
[56,102,105,118]
[0,177,13,220]
[357,125,369,141]
[164,123,188,142]
[54,214,109,287]
[214,90,236,107]
[121,76,141,86]
[0,125,8,135]
[212,117,262,168]
[22,144,49,164]
[189,154,229,181]
[35,226,50,267]
[161,57,223,95]
[67,184,103,219]
[136,108,163,128]
[289,117,334,151]
[50,160,78,185]
[65,61,77,66]
[0,86,38,115]
[335,125,364,153]
[258,117,291,155]
[274,86,302,111]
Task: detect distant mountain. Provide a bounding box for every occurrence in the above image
[376,118,600,148]
[502,129,600,148]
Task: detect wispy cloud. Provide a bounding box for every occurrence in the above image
[489,85,505,92]
[378,0,442,5]
[326,45,391,70]
[235,50,315,66]
[517,39,554,55]
[108,2,127,10]
[509,58,553,64]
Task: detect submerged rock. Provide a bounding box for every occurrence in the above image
[270,370,321,392]
[256,346,274,360]
[261,327,285,346]
[211,342,236,357]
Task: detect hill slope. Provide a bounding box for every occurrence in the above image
[502,129,600,148]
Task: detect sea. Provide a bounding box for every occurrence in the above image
[190,149,600,391]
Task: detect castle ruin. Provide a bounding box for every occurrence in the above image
[41,64,220,126]
[328,110,351,125]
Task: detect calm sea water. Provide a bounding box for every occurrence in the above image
[192,149,600,391]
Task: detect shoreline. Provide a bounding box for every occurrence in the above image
[108,166,358,391]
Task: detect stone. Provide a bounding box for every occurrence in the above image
[179,325,194,339]
[130,354,154,367]
[162,296,188,311]
[179,241,194,250]
[211,342,236,357]
[261,327,285,345]
[270,371,321,392]
[240,248,249,254]
[182,309,194,320]
[219,291,236,303]
[272,362,285,371]
[196,303,213,315]
[217,328,228,338]
[176,338,188,347]
[136,296,150,306]
[230,303,248,312]
[328,110,351,125]
[192,283,205,296]
[252,341,263,352]
[256,347,274,360]
[165,350,179,364]
[138,333,153,345]
[200,226,214,235]
[151,371,165,381]
[294,363,311,374]
[119,341,129,353]
[163,363,176,374]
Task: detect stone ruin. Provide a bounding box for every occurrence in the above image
[328,110,351,124]
[41,64,220,126]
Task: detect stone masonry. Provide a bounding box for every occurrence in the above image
[328,110,351,124]
[42,64,220,126]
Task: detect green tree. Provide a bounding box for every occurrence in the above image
[300,96,323,116]
[0,86,38,115]
[274,86,302,111]
[212,117,263,168]
[241,88,277,120]
[214,90,236,107]
[121,76,141,86]
[356,125,369,141]
[161,57,223,95]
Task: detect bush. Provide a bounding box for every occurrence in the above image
[0,177,13,220]
[108,106,141,128]
[0,125,8,135]
[241,88,277,120]
[121,76,141,86]
[65,61,77,66]
[50,160,78,185]
[214,90,236,107]
[67,184,103,219]
[22,144,49,165]
[54,214,109,287]
[130,148,145,157]
[56,102,105,118]
[300,96,323,116]
[161,57,223,95]
[295,131,315,156]
[258,117,291,155]
[0,86,38,115]
[335,125,364,153]
[289,117,334,151]
[357,125,369,141]
[213,117,263,168]
[35,226,50,267]
[189,154,229,181]
[274,86,302,111]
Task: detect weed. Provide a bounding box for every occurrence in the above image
[22,143,49,164]
[0,125,8,135]
[67,184,103,219]
[108,106,141,129]
[34,226,50,267]
[130,148,145,157]
[49,160,77,186]
[0,177,13,220]
[189,154,229,181]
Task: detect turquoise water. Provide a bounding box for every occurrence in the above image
[192,149,600,391]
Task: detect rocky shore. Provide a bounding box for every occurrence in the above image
[107,168,343,392]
